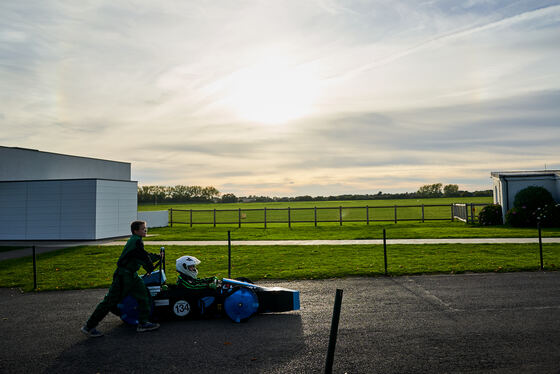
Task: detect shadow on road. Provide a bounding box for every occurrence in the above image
[45,313,304,373]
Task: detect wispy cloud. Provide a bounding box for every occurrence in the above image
[1,0,559,196]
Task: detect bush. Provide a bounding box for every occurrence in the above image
[478,204,503,226]
[505,186,560,227]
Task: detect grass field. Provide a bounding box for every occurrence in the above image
[140,197,492,226]
[138,196,493,211]
[1,243,558,292]
[2,196,559,292]
[134,197,560,240]
[144,221,560,241]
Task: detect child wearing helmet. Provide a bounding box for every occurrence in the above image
[176,255,219,289]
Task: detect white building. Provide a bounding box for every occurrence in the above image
[491,170,560,220]
[0,146,137,240]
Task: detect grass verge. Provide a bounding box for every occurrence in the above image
[144,222,560,241]
[1,243,558,292]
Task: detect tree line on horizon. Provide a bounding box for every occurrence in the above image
[138,183,492,204]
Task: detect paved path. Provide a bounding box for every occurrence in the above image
[1,237,559,261]
[1,273,559,373]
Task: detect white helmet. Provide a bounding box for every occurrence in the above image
[176,255,201,279]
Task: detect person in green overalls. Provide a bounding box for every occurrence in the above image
[81,220,161,337]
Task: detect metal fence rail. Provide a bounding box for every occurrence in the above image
[169,203,490,227]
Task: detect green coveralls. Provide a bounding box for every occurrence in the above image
[86,235,160,328]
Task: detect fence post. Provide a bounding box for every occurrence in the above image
[190,209,193,227]
[324,289,343,374]
[238,208,241,228]
[394,205,397,224]
[383,229,388,276]
[451,204,454,221]
[470,203,475,223]
[213,209,216,227]
[538,222,543,270]
[421,204,425,223]
[228,231,232,278]
[264,207,267,229]
[288,207,291,228]
[169,208,173,227]
[339,206,342,226]
[32,245,37,290]
[366,205,369,225]
[314,207,317,227]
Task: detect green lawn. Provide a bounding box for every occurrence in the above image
[141,197,492,226]
[1,243,557,292]
[143,221,560,241]
[139,196,493,211]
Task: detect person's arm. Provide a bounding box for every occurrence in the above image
[119,239,160,272]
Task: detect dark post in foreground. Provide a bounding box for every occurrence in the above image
[538,222,543,270]
[383,228,388,276]
[32,245,37,290]
[228,230,232,278]
[325,289,343,374]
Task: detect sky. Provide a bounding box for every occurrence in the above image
[1,0,560,197]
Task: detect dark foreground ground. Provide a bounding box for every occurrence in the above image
[1,272,559,373]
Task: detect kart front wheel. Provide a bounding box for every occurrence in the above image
[224,287,259,323]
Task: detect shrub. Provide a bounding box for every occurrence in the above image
[506,186,560,227]
[478,204,503,226]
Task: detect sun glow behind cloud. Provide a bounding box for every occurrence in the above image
[1,1,559,196]
[224,58,321,124]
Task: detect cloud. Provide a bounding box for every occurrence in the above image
[1,0,559,196]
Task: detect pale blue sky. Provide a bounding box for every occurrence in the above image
[1,1,559,196]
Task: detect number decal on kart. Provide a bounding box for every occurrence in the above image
[173,300,191,317]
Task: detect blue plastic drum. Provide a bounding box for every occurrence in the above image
[224,288,259,323]
[118,295,140,325]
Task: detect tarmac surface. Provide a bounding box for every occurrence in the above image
[1,272,559,373]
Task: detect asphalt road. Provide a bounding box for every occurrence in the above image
[1,272,559,373]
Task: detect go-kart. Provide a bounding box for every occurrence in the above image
[117,248,300,324]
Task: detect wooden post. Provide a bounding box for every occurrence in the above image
[394,205,397,224]
[339,206,342,226]
[314,207,317,227]
[169,208,173,227]
[264,207,267,229]
[366,205,369,225]
[238,208,241,228]
[288,207,291,228]
[190,209,193,227]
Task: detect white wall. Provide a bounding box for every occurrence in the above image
[0,180,96,240]
[0,179,137,240]
[137,210,169,228]
[95,180,138,239]
[0,147,130,181]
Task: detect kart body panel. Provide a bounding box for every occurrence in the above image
[117,270,300,324]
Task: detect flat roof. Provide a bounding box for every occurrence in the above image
[491,170,560,178]
[0,146,129,165]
